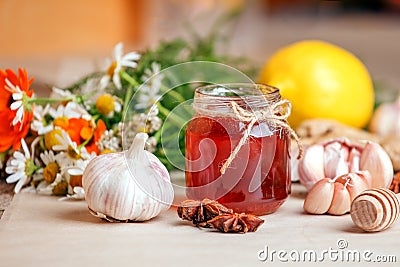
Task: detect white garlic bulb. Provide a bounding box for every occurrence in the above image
[82,132,174,222]
[370,95,400,137]
[298,138,393,190]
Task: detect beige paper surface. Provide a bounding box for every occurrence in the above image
[0,184,399,267]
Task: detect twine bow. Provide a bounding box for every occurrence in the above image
[220,99,303,175]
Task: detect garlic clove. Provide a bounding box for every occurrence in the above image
[298,144,325,190]
[327,182,351,215]
[369,95,400,137]
[357,170,372,188]
[348,148,361,172]
[336,172,369,202]
[303,178,335,214]
[324,141,349,178]
[360,142,393,188]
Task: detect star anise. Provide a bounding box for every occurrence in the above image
[389,172,400,194]
[207,213,264,233]
[177,199,233,227]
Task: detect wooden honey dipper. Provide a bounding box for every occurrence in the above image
[350,188,400,232]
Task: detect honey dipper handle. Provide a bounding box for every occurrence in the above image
[350,188,400,232]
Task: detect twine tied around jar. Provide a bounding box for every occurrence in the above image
[219,99,303,175]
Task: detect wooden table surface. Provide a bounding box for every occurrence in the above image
[0,181,14,219]
[1,183,398,267]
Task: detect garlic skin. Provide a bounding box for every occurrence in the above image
[369,95,400,137]
[82,132,174,222]
[298,138,393,190]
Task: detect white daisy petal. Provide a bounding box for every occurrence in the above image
[121,61,138,69]
[114,101,122,112]
[13,107,24,125]
[38,125,53,135]
[100,75,110,90]
[10,100,22,110]
[5,166,18,174]
[55,133,65,145]
[12,93,23,100]
[10,159,24,168]
[113,42,123,60]
[14,176,28,193]
[5,78,17,92]
[52,145,66,151]
[113,73,122,89]
[12,115,20,126]
[21,139,30,158]
[123,52,141,61]
[13,151,25,161]
[6,171,25,183]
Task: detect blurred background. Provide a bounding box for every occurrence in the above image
[0,0,399,96]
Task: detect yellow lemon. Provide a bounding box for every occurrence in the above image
[259,40,374,128]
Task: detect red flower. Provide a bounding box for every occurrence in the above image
[0,69,34,152]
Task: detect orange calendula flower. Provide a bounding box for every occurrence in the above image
[0,68,34,152]
[85,119,107,155]
[54,117,89,145]
[54,117,106,155]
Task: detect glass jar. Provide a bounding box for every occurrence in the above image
[185,83,291,215]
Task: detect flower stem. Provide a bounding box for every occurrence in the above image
[159,84,186,103]
[121,71,140,87]
[78,134,93,149]
[28,96,74,105]
[157,103,186,126]
[122,85,134,118]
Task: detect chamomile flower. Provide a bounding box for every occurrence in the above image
[31,104,53,135]
[95,94,122,117]
[36,173,63,195]
[100,42,141,90]
[5,138,40,193]
[40,150,64,184]
[53,130,83,167]
[49,101,92,121]
[135,62,163,110]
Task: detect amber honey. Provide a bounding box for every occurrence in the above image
[185,84,291,215]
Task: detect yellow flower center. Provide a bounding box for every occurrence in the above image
[43,162,59,184]
[107,61,117,77]
[137,127,148,133]
[52,180,68,196]
[44,129,63,150]
[53,116,69,129]
[96,94,115,116]
[67,145,81,160]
